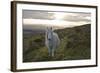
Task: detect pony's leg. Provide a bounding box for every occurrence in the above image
[48,48,51,56]
[52,49,55,57]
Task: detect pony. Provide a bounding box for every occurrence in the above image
[45,27,60,57]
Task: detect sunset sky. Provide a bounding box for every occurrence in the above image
[23,10,91,29]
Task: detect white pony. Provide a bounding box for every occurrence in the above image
[45,27,60,57]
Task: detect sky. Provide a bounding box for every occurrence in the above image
[23,10,91,29]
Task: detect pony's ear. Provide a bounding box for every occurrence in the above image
[46,27,49,31]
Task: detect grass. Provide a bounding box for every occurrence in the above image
[23,24,91,62]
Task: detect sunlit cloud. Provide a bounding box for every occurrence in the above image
[23,18,90,29]
[23,10,91,29]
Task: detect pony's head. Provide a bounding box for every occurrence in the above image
[46,27,53,40]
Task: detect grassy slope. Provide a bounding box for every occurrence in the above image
[23,24,91,62]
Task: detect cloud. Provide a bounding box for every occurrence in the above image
[23,18,90,29]
[63,13,91,22]
[23,10,53,19]
[23,10,91,23]
[23,10,91,29]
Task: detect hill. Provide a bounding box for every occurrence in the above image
[23,24,91,62]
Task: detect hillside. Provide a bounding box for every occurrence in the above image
[23,24,91,62]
